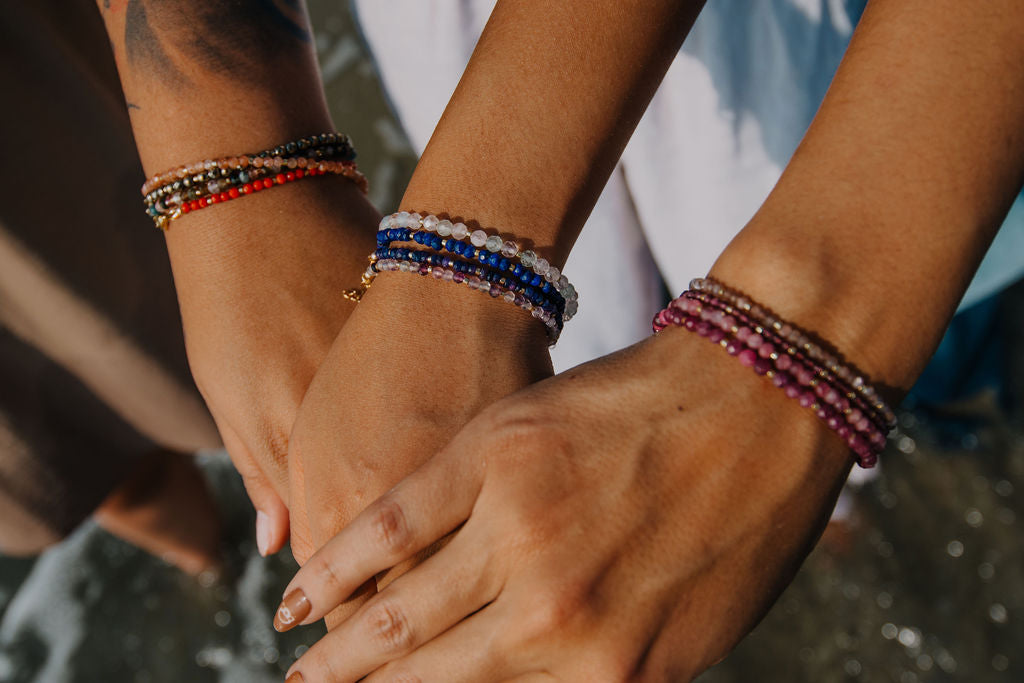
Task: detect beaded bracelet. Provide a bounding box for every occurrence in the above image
[654,281,893,468]
[144,161,365,228]
[688,277,895,428]
[376,230,569,317]
[682,291,890,434]
[659,295,888,457]
[141,133,355,195]
[373,246,564,320]
[142,134,366,230]
[348,212,580,342]
[373,257,561,341]
[379,212,579,320]
[144,151,358,207]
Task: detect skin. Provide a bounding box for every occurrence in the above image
[288,0,705,628]
[281,0,1024,680]
[95,0,378,561]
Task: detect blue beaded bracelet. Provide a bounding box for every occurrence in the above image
[378,213,579,321]
[373,247,564,323]
[376,232,567,315]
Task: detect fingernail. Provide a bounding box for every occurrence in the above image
[274,588,311,632]
[256,511,271,557]
[286,672,304,683]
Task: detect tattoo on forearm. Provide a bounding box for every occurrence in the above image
[124,0,188,88]
[117,0,311,89]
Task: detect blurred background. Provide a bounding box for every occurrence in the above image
[1,2,1022,682]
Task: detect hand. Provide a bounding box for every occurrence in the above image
[165,180,377,557]
[285,273,553,607]
[277,328,853,682]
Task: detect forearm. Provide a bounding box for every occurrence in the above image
[97,0,334,173]
[94,0,375,310]
[399,0,705,267]
[712,0,1024,392]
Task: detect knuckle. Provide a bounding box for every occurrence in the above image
[518,582,591,643]
[376,668,422,683]
[370,496,413,558]
[303,646,341,683]
[596,653,640,683]
[364,600,416,654]
[255,415,292,474]
[307,551,345,595]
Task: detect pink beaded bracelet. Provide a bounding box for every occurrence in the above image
[654,280,893,468]
[684,291,890,435]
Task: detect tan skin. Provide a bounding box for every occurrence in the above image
[280,0,1024,680]
[95,0,377,561]
[95,0,1023,678]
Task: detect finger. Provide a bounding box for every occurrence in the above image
[274,442,485,630]
[213,412,290,557]
[284,523,498,680]
[360,601,518,683]
[286,441,316,566]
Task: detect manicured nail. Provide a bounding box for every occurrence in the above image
[285,672,304,683]
[256,511,271,557]
[274,588,311,632]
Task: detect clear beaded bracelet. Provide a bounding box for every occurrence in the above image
[378,212,578,320]
[346,211,580,342]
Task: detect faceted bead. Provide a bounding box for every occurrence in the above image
[452,222,469,239]
[437,220,453,236]
[736,326,752,341]
[470,230,488,247]
[535,258,550,275]
[746,334,764,349]
[753,358,771,375]
[503,291,516,303]
[775,354,792,371]
[485,235,503,252]
[738,349,757,367]
[501,241,519,258]
[708,328,725,343]
[520,250,537,268]
[545,266,561,283]
[758,343,775,359]
[422,215,439,231]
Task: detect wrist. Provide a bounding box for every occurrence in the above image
[357,271,553,370]
[164,177,376,281]
[708,215,944,396]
